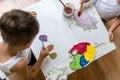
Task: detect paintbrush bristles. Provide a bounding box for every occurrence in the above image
[77,3,83,16]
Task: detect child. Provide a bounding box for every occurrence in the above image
[80,0,120,40]
[0,9,53,80]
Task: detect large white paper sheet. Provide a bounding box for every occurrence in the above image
[23,0,116,76]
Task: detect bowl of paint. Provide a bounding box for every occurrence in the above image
[62,3,75,18]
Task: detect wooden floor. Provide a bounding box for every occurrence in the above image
[0,0,40,17]
[0,0,120,80]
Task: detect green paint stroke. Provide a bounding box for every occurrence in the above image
[70,54,82,70]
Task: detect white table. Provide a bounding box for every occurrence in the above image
[23,0,116,76]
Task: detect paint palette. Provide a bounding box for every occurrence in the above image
[69,42,96,70]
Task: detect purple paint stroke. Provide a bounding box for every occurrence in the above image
[74,9,97,29]
[39,35,48,42]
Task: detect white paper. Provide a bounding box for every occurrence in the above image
[23,0,116,76]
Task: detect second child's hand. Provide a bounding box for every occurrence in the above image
[80,0,90,3]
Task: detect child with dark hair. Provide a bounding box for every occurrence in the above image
[0,9,53,80]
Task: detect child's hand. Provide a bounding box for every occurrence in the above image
[80,0,90,3]
[117,0,120,4]
[40,45,54,60]
[29,11,37,17]
[108,30,114,40]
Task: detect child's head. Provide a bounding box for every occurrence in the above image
[0,9,39,47]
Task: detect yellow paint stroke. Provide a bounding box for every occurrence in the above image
[84,45,96,61]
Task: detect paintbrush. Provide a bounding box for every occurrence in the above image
[77,3,83,17]
[59,0,68,9]
[39,35,57,59]
[39,35,47,49]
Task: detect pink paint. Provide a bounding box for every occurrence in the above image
[69,42,90,54]
[74,9,97,29]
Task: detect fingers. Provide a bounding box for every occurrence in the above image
[80,0,90,3]
[29,11,37,17]
[40,45,54,59]
[41,45,54,53]
[40,46,49,59]
[109,34,114,40]
[108,32,114,41]
[41,46,49,54]
[31,11,37,16]
[47,45,54,52]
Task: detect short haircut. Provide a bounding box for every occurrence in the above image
[0,9,39,46]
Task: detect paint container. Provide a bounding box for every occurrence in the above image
[49,52,57,59]
[62,3,75,18]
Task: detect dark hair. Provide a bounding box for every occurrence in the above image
[0,9,39,46]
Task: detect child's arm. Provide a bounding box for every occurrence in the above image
[28,45,54,79]
[108,16,120,40]
[9,45,53,80]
